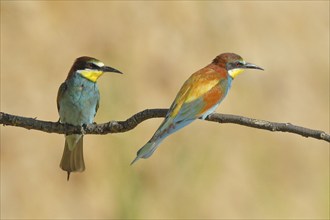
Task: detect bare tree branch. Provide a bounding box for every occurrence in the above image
[1,110,329,143]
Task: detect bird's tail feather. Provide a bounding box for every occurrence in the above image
[60,136,85,180]
[131,138,162,165]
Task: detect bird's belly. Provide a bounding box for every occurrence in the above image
[200,102,220,119]
[59,86,99,125]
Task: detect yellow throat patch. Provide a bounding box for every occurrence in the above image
[78,70,104,82]
[228,68,245,78]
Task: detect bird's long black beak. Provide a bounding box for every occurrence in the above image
[102,66,123,74]
[244,62,264,71]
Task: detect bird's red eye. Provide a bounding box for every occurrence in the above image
[87,63,95,69]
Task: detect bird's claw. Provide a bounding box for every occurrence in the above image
[81,124,87,135]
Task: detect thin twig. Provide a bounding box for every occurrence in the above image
[0,110,329,142]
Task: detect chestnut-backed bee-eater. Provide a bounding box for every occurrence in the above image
[131,53,263,165]
[57,56,122,180]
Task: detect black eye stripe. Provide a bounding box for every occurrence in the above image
[87,63,99,69]
[227,61,244,70]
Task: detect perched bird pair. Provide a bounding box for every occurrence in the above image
[57,53,263,179]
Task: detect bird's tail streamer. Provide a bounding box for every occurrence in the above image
[130,138,163,165]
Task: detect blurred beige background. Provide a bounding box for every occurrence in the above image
[1,1,329,219]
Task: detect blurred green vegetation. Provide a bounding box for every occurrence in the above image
[1,1,329,219]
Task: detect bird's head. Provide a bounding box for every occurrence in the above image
[68,56,122,82]
[213,53,264,79]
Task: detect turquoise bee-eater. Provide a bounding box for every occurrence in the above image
[57,56,122,180]
[131,53,263,164]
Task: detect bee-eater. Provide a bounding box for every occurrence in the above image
[131,53,263,164]
[57,56,122,180]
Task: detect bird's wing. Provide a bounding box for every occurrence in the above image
[151,67,227,141]
[57,82,68,112]
[95,89,100,117]
[173,80,227,123]
[167,67,227,122]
